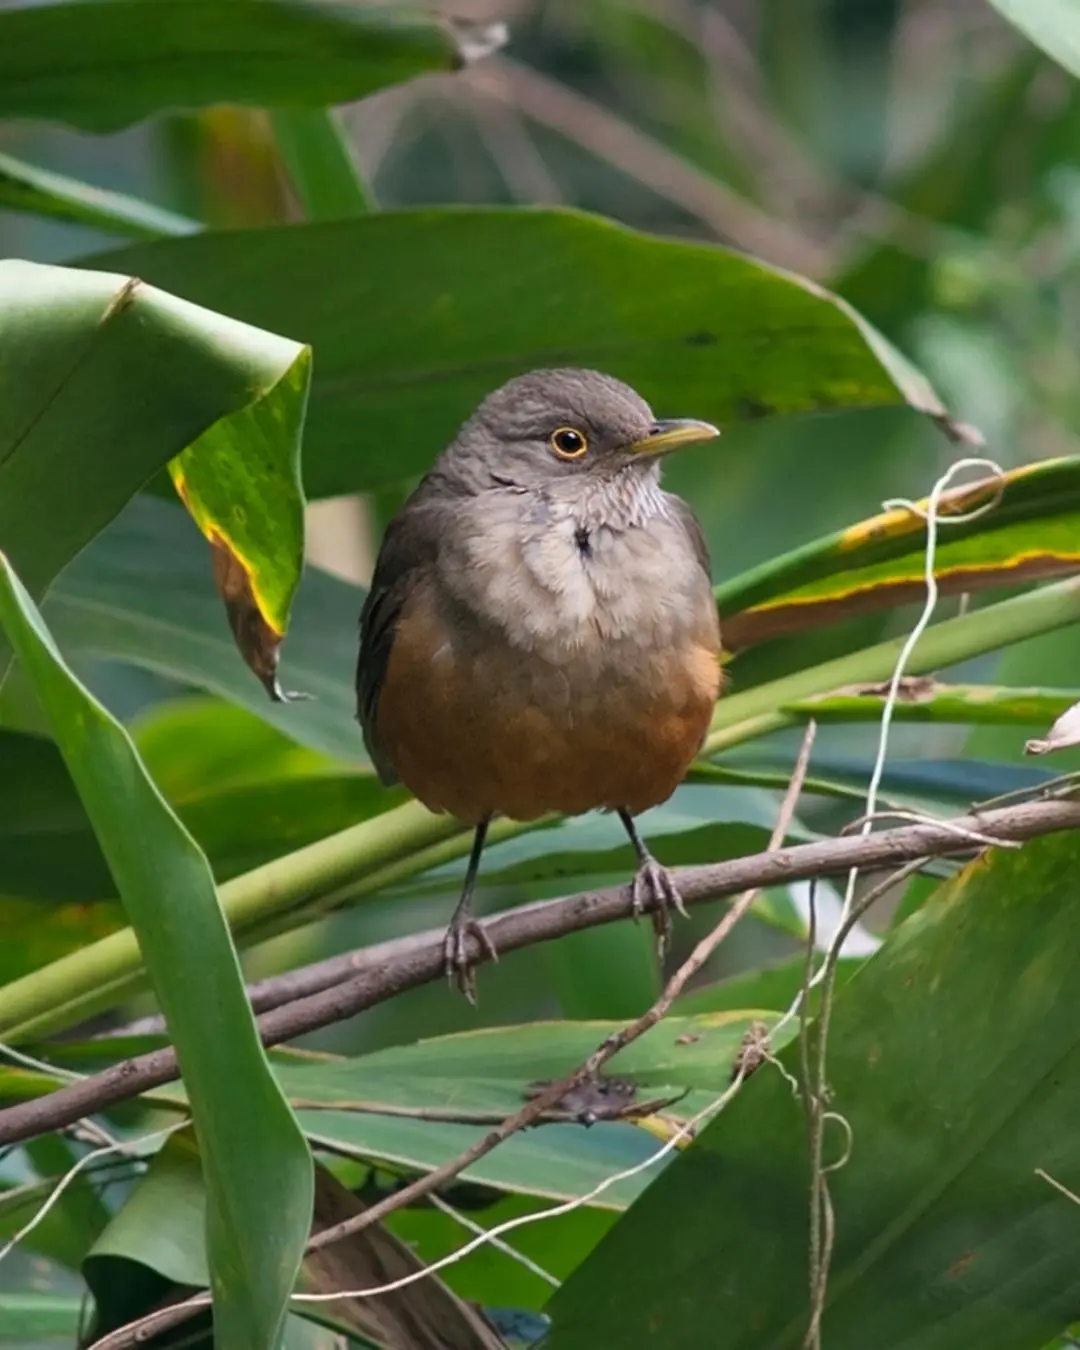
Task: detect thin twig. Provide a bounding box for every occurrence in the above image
[304,720,816,1256]
[293,1071,749,1308]
[286,1094,680,1126]
[801,855,931,1349]
[1,796,1077,1150]
[801,459,1005,1348]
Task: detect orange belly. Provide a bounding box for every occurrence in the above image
[376,586,721,824]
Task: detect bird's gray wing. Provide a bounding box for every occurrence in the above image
[356,500,443,785]
[666,492,713,581]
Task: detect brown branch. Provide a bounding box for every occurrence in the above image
[281,1094,681,1127]
[3,795,1079,1153]
[306,720,818,1256]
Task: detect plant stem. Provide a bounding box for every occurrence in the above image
[270,108,372,217]
[704,575,1080,755]
[0,802,460,1041]
[5,795,1080,1148]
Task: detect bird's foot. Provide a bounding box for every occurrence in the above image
[443,916,498,1004]
[630,855,687,953]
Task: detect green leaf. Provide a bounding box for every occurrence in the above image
[0,149,199,238]
[299,1110,671,1216]
[785,683,1080,728]
[84,1132,214,1339]
[0,1293,82,1340]
[0,897,123,982]
[46,497,360,759]
[718,457,1080,649]
[141,1014,764,1211]
[386,1190,613,1312]
[674,952,865,1018]
[283,1012,767,1103]
[24,1133,110,1266]
[0,554,313,1350]
[271,108,373,218]
[0,0,489,132]
[132,695,339,796]
[169,357,310,694]
[0,259,310,695]
[85,207,955,498]
[708,574,1080,756]
[988,1,1080,81]
[547,829,1080,1350]
[0,724,402,901]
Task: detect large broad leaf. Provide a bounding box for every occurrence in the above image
[0,259,310,695]
[45,496,359,757]
[546,828,1080,1350]
[718,457,1080,648]
[0,554,313,1350]
[85,208,956,498]
[138,1014,762,1213]
[0,0,493,132]
[988,2,1080,81]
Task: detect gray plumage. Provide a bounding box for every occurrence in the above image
[356,368,717,790]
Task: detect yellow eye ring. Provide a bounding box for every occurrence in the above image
[550,427,588,460]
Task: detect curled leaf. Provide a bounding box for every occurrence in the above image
[169,346,312,701]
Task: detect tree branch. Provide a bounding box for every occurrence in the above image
[2,794,1078,1150]
[306,719,819,1256]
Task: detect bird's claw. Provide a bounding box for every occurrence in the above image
[443,917,498,1004]
[630,855,687,955]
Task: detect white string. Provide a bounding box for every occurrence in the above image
[292,1074,748,1304]
[428,1191,560,1289]
[0,1121,186,1266]
[771,454,1006,1044]
[840,457,1005,923]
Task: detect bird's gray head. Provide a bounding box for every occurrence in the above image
[433,368,719,496]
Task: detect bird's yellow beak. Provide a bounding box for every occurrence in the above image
[626,418,720,457]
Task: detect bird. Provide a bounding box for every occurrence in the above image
[356,368,722,999]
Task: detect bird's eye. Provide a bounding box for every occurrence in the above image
[550,427,588,460]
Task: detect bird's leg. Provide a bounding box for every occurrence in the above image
[618,809,687,951]
[443,816,498,1003]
